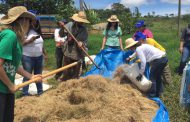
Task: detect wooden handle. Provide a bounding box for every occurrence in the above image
[58,21,100,69]
[16,61,79,91]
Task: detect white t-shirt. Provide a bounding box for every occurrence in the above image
[136,44,166,74]
[23,29,44,57]
[54,28,66,42]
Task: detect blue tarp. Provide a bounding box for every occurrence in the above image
[84,48,170,122]
[84,48,133,78]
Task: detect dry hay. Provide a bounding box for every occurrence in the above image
[15,75,158,122]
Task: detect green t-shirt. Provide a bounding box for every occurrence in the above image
[0,29,22,94]
[103,26,122,47]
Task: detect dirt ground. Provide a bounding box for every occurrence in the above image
[14,75,158,122]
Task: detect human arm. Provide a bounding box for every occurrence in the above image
[16,66,32,79]
[0,58,16,93]
[42,46,48,60]
[101,36,107,50]
[179,29,186,54]
[126,52,137,61]
[17,66,42,82]
[136,48,146,75]
[23,36,40,45]
[119,37,124,51]
[179,40,184,54]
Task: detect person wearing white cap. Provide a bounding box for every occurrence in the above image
[101,15,124,50]
[125,38,168,97]
[0,6,42,122]
[59,11,90,81]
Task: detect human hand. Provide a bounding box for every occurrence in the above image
[126,57,131,63]
[100,48,104,51]
[77,41,83,48]
[31,36,39,41]
[30,74,43,83]
[136,74,142,81]
[8,84,18,93]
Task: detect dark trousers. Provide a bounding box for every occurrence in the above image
[0,92,14,122]
[54,47,64,79]
[62,56,81,81]
[149,57,168,97]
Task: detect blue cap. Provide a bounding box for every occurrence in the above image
[61,19,67,24]
[135,20,145,28]
[134,32,146,41]
[28,10,37,15]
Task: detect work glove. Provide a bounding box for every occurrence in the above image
[136,74,142,81]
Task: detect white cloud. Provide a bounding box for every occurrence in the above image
[105,3,112,9]
[120,0,155,7]
[161,0,190,5]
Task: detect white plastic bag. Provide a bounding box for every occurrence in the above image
[118,63,152,92]
[180,61,190,108]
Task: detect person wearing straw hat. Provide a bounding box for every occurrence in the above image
[133,32,172,85]
[0,6,42,122]
[100,15,124,50]
[125,38,168,97]
[59,11,90,81]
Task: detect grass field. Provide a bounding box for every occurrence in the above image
[42,19,189,122]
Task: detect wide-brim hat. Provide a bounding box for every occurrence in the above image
[71,11,90,23]
[125,38,138,49]
[107,15,119,22]
[0,6,35,25]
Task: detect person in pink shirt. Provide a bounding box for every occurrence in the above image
[133,20,153,38]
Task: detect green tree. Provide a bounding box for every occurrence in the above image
[56,0,76,20]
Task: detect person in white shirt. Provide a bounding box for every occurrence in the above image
[54,20,67,80]
[125,38,168,97]
[22,18,46,96]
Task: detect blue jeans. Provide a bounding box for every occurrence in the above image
[22,55,43,95]
[178,44,190,74]
[148,57,168,97]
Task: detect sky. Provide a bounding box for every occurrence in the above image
[74,0,190,16]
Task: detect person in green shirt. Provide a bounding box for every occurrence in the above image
[0,6,42,122]
[101,15,124,50]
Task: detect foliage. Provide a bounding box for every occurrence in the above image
[0,0,75,18]
[85,9,100,25]
[81,2,100,25]
[56,0,76,21]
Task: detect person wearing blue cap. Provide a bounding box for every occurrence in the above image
[134,32,172,85]
[133,20,153,39]
[125,38,168,98]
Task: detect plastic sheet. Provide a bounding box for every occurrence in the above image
[84,48,170,122]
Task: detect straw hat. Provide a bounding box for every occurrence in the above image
[124,38,138,49]
[71,11,90,23]
[107,15,119,22]
[0,6,35,25]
